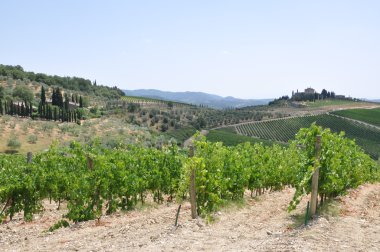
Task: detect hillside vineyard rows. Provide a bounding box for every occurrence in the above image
[332,107,380,127]
[235,114,380,159]
[0,124,378,228]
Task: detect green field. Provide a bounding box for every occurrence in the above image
[332,108,380,127]
[305,99,364,108]
[235,114,380,159]
[166,127,197,143]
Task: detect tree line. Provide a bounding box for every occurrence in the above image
[0,64,125,99]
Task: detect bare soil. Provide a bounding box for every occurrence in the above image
[1,183,379,251]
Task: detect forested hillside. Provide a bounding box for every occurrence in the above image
[0,65,124,99]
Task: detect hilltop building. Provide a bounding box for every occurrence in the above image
[292,87,317,101]
[304,87,316,94]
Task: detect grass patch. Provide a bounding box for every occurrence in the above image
[305,99,361,108]
[166,126,197,143]
[317,199,340,220]
[200,198,247,224]
[289,199,340,229]
[289,212,307,229]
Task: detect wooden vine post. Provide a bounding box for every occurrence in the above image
[310,135,321,217]
[87,155,94,170]
[189,145,197,219]
[27,152,33,164]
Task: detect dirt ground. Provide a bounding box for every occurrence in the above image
[1,183,380,252]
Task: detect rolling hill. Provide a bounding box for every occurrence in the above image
[124,89,272,109]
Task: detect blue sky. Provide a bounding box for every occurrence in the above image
[1,0,379,99]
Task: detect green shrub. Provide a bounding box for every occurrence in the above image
[27,134,38,144]
[7,135,21,150]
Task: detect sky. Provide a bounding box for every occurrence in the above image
[1,0,379,99]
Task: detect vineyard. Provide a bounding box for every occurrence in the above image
[332,107,380,127]
[235,114,380,159]
[206,129,277,147]
[1,125,379,229]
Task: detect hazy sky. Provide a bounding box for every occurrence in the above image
[1,0,379,99]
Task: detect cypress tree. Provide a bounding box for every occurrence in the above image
[41,86,46,105]
[57,88,63,108]
[79,96,83,108]
[4,100,8,115]
[49,106,53,120]
[21,102,25,116]
[53,107,57,121]
[10,101,14,115]
[29,103,33,117]
[38,102,42,118]
[52,88,56,106]
[64,94,69,111]
[47,105,50,120]
[16,102,20,115]
[42,104,45,118]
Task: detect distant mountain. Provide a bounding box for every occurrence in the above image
[123,89,273,109]
[362,98,380,103]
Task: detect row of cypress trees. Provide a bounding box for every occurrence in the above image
[39,86,82,123]
[37,103,82,123]
[0,99,33,117]
[0,86,83,123]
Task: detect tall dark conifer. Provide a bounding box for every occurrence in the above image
[79,96,83,108]
[53,107,58,121]
[4,100,7,115]
[21,102,25,116]
[17,102,21,115]
[29,103,33,117]
[40,86,46,105]
[64,93,69,111]
[52,88,57,106]
[57,88,63,108]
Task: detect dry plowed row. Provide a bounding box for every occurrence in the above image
[1,183,380,251]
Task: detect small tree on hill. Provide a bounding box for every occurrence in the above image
[12,85,34,103]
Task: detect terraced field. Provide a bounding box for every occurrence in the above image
[235,114,380,159]
[332,107,380,127]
